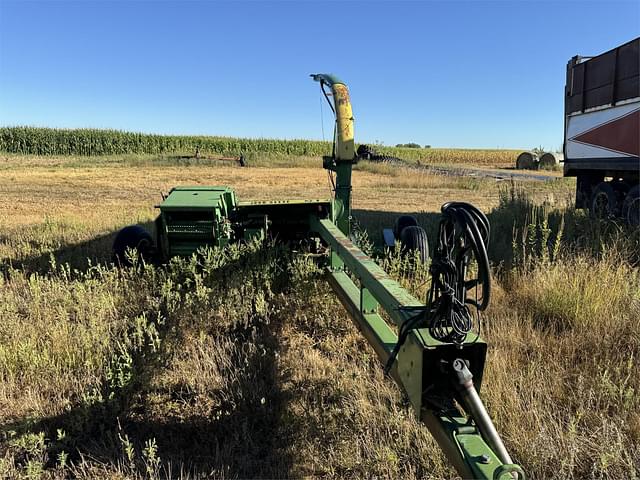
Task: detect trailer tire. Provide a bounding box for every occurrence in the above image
[399,226,429,262]
[394,215,419,239]
[590,182,619,219]
[612,181,631,216]
[113,225,153,266]
[622,185,640,226]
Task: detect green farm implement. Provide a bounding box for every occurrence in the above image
[113,74,524,479]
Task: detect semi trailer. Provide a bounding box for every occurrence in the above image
[564,37,640,224]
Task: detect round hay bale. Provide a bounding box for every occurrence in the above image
[516,151,538,170]
[539,152,559,168]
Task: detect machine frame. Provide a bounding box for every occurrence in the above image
[114,74,524,480]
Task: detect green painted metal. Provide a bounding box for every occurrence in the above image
[158,187,236,255]
[311,216,522,480]
[312,216,488,402]
[142,73,525,480]
[238,198,330,207]
[333,162,353,235]
[311,73,355,237]
[156,187,332,258]
[161,186,236,213]
[327,270,398,359]
[312,217,425,323]
[425,412,520,479]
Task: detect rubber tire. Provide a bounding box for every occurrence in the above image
[399,226,429,263]
[622,185,640,226]
[113,225,153,266]
[590,182,619,219]
[394,215,419,239]
[611,181,630,214]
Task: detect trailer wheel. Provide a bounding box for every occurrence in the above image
[394,215,419,239]
[113,225,153,266]
[590,182,619,219]
[611,181,632,218]
[400,226,429,262]
[622,185,640,226]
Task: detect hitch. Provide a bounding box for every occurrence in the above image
[450,359,517,474]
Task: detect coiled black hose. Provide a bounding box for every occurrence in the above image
[384,202,491,375]
[427,201,490,344]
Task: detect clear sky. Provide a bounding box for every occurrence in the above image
[0,1,638,149]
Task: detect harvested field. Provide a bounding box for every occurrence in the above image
[0,153,638,479]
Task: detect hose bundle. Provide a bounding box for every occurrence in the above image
[384,202,491,375]
[427,202,491,344]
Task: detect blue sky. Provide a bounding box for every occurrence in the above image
[0,1,638,149]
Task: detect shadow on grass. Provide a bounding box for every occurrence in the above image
[1,221,156,276]
[1,245,296,478]
[4,192,534,278]
[5,194,631,477]
[126,312,293,478]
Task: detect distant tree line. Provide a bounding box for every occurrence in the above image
[395,143,430,149]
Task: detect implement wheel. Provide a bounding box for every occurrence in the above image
[113,225,153,266]
[622,185,640,226]
[590,182,619,219]
[400,225,429,262]
[394,215,418,239]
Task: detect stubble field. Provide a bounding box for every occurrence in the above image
[0,152,638,479]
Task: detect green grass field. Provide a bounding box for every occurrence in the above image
[0,150,638,479]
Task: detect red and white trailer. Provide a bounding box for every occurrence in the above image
[564,37,639,224]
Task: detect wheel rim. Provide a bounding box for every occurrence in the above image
[593,192,611,218]
[626,197,640,226]
[136,238,152,258]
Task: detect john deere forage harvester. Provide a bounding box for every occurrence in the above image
[113,74,524,480]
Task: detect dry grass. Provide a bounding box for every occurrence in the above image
[0,154,637,479]
[484,254,640,478]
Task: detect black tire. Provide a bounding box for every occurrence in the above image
[622,185,640,226]
[399,226,429,262]
[590,182,619,219]
[611,181,630,215]
[113,225,153,266]
[394,215,418,239]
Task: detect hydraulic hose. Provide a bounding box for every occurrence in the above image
[427,201,491,344]
[385,202,491,374]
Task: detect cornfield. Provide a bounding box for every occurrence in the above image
[0,127,519,166]
[0,127,332,157]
